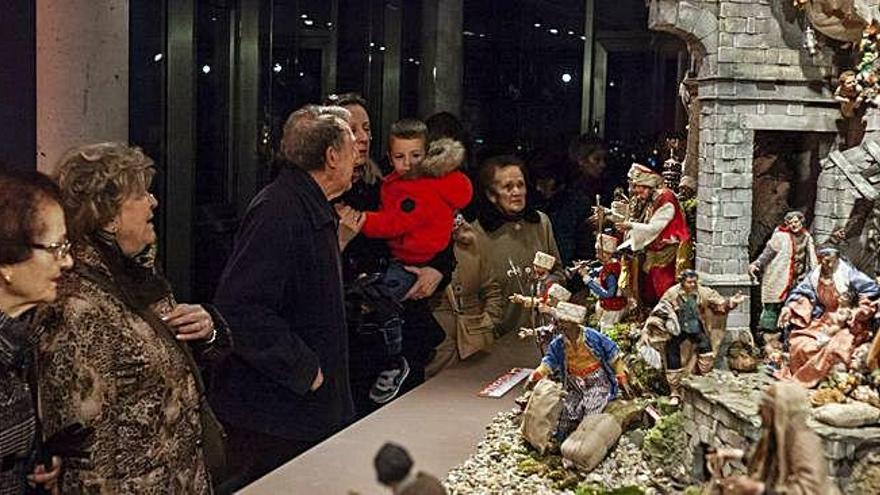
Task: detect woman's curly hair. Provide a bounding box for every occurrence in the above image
[54,142,155,241]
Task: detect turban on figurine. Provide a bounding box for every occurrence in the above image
[628,163,664,188]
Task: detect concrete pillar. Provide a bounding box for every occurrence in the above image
[381,2,402,145]
[580,0,596,134]
[419,0,462,117]
[590,43,607,137]
[36,0,129,173]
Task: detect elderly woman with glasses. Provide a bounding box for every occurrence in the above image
[34,143,231,493]
[0,169,73,495]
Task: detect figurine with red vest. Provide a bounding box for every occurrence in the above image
[580,234,627,328]
[616,163,690,308]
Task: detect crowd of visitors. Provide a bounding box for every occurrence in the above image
[0,89,850,495]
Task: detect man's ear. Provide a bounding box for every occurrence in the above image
[325,145,339,171]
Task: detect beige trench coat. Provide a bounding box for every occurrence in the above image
[427,225,503,376]
[472,211,563,335]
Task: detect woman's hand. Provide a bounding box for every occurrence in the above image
[403,266,443,301]
[163,304,216,341]
[27,456,61,495]
[336,204,366,251]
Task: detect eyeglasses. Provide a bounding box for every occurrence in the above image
[30,239,72,260]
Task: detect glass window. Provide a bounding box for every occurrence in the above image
[196,0,233,206]
[463,0,586,155]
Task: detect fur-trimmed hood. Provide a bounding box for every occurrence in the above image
[416,138,466,178]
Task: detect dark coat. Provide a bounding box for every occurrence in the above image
[211,166,354,442]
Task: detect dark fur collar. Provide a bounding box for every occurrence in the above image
[474,196,541,233]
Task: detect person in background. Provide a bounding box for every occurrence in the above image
[560,134,609,266]
[38,143,230,493]
[0,169,70,495]
[425,111,476,219]
[472,154,563,335]
[210,106,357,491]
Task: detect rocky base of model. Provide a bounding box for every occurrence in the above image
[443,406,685,495]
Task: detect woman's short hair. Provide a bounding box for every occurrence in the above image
[54,142,155,241]
[0,168,63,265]
[478,154,527,195]
[324,92,368,110]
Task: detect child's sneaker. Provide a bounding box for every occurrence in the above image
[369,356,410,404]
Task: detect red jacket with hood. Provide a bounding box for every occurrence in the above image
[362,138,472,264]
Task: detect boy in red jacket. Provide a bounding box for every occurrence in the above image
[355,119,472,403]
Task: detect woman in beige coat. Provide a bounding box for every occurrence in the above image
[471,155,563,335]
[427,220,503,376]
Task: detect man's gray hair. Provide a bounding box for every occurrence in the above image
[281,105,352,171]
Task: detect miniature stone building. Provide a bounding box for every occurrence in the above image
[647,0,880,332]
[681,372,880,490]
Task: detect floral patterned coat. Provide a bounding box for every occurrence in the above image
[35,242,227,494]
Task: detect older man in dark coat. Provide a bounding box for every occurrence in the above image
[210,105,359,492]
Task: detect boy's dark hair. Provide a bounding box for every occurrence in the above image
[389,118,428,144]
[374,442,413,486]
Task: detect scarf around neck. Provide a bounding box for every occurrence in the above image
[475,195,541,233]
[88,230,172,310]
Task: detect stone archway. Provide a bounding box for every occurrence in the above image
[647,1,717,180]
[648,0,717,77]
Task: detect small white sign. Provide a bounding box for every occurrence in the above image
[478,368,533,398]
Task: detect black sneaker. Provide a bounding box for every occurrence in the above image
[369,356,410,404]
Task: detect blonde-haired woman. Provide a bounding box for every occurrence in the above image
[35,142,230,493]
